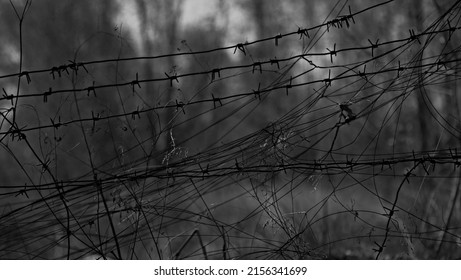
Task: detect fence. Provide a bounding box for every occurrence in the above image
[1,0,461,259]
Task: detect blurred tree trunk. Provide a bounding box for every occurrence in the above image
[136,0,182,163]
[409,0,431,152]
[135,0,181,259]
[250,0,269,59]
[136,0,162,161]
[432,0,461,258]
[433,1,461,147]
[243,0,287,129]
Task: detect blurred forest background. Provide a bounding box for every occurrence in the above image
[1,0,461,259]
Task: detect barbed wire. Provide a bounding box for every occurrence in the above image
[2,25,460,105]
[1,0,461,260]
[1,48,459,140]
[0,0,396,81]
